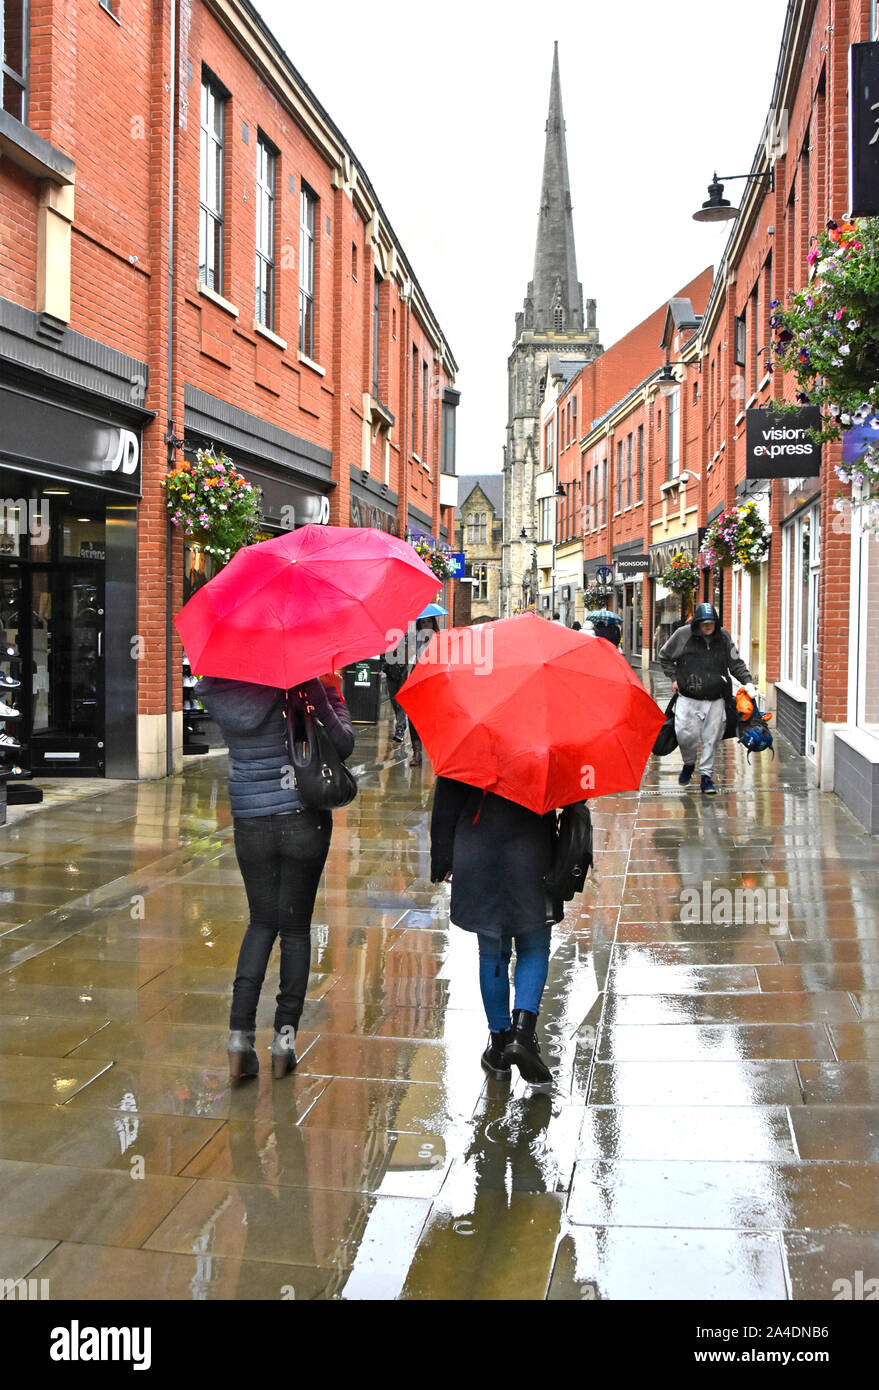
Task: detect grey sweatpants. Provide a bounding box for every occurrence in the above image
[675,694,725,777]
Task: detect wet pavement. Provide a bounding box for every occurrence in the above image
[0,673,877,1301]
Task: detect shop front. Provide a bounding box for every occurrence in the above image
[0,380,144,780]
[835,488,879,830]
[613,545,648,665]
[776,484,821,759]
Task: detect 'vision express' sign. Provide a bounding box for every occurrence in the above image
[746,406,821,479]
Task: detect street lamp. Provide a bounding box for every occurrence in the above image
[692,169,774,223]
[654,361,700,396]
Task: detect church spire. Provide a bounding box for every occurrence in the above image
[525,42,584,334]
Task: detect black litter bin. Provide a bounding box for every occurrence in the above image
[343,658,381,723]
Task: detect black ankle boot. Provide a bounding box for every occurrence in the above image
[481,1029,512,1078]
[503,1009,552,1085]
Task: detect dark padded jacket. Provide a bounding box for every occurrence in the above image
[195,676,354,819]
[430,777,564,938]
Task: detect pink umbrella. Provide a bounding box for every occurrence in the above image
[175,524,440,687]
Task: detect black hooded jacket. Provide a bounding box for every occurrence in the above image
[658,620,753,701]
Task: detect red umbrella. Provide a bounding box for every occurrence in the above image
[396,613,664,813]
[175,524,440,688]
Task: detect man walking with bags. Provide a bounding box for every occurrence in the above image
[658,603,758,795]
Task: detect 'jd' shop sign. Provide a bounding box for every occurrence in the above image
[746,405,821,479]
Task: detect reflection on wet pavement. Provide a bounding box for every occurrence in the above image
[1,688,878,1301]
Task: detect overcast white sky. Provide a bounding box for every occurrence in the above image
[257,0,790,477]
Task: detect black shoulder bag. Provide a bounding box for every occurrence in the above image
[544,802,593,901]
[284,687,358,810]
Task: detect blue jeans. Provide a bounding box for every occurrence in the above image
[476,927,552,1033]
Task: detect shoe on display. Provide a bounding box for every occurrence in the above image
[0,701,19,718]
[0,732,21,750]
[0,674,20,689]
[1,645,18,660]
[701,775,717,795]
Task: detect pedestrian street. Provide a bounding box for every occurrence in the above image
[0,690,877,1301]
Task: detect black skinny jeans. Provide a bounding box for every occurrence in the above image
[230,808,332,1033]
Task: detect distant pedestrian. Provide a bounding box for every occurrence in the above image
[593,613,622,647]
[659,602,757,795]
[408,616,439,767]
[571,621,582,631]
[430,779,561,1085]
[381,639,410,743]
[196,673,354,1079]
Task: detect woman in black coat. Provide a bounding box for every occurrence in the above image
[196,673,354,1080]
[430,778,563,1084]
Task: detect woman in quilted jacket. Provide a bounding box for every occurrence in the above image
[196,674,353,1080]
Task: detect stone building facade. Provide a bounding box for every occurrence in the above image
[455,476,503,622]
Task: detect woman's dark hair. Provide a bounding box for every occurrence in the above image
[571,621,581,630]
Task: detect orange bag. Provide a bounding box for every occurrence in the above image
[735,689,754,719]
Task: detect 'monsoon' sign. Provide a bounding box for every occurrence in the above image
[746,406,821,479]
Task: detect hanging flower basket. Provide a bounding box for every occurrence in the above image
[661,551,700,596]
[162,448,262,566]
[770,217,879,436]
[770,215,879,534]
[409,536,457,582]
[701,503,770,574]
[583,580,612,607]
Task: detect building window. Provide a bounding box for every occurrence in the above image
[800,128,810,286]
[572,395,578,442]
[467,511,475,544]
[1,0,27,122]
[352,243,358,280]
[411,347,419,454]
[733,314,746,367]
[855,502,879,739]
[539,496,552,543]
[372,271,382,398]
[298,183,317,357]
[751,282,760,394]
[255,136,276,329]
[601,457,607,526]
[480,511,487,543]
[422,360,429,460]
[441,392,457,475]
[764,252,773,369]
[637,424,644,502]
[667,388,681,479]
[554,305,565,332]
[616,441,623,513]
[199,73,225,293]
[626,432,633,508]
[544,419,554,471]
[473,565,488,602]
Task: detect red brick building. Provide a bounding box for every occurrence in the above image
[0,0,459,787]
[538,0,879,830]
